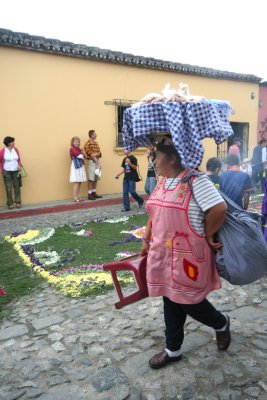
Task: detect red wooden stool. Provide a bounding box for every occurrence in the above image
[103,254,148,309]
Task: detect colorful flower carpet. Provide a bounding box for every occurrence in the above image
[3,193,264,298]
[4,215,147,297]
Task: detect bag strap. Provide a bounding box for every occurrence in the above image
[181,169,203,192]
[137,165,143,181]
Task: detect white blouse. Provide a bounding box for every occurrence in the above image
[4,148,19,171]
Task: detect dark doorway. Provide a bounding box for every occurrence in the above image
[217,122,249,161]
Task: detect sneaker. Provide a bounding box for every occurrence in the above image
[93,193,103,199]
[121,209,130,212]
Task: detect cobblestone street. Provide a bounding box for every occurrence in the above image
[0,203,267,399]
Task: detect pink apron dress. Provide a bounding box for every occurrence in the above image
[146,171,221,304]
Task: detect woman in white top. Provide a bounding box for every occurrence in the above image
[69,136,87,202]
[0,136,22,209]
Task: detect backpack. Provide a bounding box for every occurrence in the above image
[182,171,267,285]
[215,191,267,285]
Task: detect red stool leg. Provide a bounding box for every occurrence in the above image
[103,256,148,309]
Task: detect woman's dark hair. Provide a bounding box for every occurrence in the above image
[206,157,222,172]
[3,136,15,146]
[156,138,182,169]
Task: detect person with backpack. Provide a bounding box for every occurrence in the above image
[140,138,230,370]
[69,136,87,202]
[115,151,144,212]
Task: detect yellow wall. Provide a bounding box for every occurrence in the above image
[0,47,259,206]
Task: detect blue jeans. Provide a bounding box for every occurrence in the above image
[145,176,157,195]
[123,178,143,210]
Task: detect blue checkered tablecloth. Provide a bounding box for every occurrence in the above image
[122,101,234,168]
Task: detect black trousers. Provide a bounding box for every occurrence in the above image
[163,296,226,351]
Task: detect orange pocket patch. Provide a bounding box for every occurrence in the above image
[183,259,199,281]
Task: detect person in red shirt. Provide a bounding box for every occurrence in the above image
[228,137,241,160]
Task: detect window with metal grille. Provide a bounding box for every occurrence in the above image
[104,99,137,147]
[116,105,130,147]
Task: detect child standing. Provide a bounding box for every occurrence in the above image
[69,136,87,202]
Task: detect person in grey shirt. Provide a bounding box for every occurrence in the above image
[251,138,267,190]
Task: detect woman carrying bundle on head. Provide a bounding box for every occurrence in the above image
[140,138,231,369]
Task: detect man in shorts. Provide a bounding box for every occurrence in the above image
[84,130,102,200]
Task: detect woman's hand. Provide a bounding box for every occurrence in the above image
[204,202,226,253]
[206,236,223,253]
[141,219,152,256]
[141,240,150,256]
